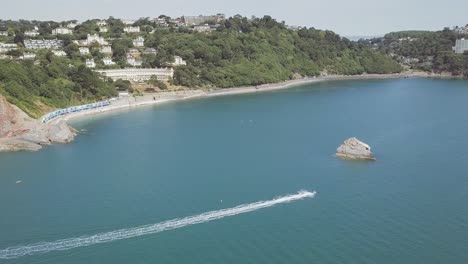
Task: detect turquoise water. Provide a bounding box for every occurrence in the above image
[1,78,468,263]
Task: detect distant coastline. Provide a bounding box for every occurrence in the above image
[49,71,451,125]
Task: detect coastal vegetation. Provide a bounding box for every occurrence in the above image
[0,54,116,118]
[147,16,402,87]
[371,28,468,76]
[0,15,404,117]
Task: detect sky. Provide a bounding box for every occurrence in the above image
[1,0,467,36]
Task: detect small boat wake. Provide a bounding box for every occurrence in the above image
[0,190,316,259]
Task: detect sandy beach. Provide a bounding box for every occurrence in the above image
[45,71,446,125]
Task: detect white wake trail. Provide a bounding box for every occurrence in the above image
[0,190,316,259]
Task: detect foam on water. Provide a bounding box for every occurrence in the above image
[0,190,316,259]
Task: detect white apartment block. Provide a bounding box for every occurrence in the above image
[0,31,8,36]
[133,36,145,47]
[96,68,174,82]
[99,27,108,33]
[124,26,140,33]
[453,39,468,54]
[0,43,18,53]
[24,30,40,37]
[24,39,64,50]
[52,27,73,35]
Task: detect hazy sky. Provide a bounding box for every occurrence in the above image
[1,0,467,36]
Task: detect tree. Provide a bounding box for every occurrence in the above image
[146,75,167,90]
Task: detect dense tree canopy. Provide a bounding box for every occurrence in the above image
[372,28,468,77]
[0,54,116,118]
[143,16,402,88]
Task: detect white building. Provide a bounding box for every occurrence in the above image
[24,39,63,50]
[453,38,468,54]
[0,43,18,53]
[127,55,142,67]
[74,34,109,46]
[96,68,174,82]
[86,59,96,68]
[102,57,115,65]
[133,36,145,47]
[24,30,40,37]
[100,45,112,54]
[52,27,73,35]
[52,50,67,57]
[86,34,108,45]
[124,26,140,33]
[0,31,8,36]
[79,47,90,55]
[182,14,225,26]
[99,27,108,33]
[122,20,136,25]
[20,53,37,60]
[193,25,211,33]
[67,23,79,29]
[172,55,187,66]
[97,20,107,27]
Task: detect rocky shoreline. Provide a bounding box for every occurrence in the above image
[0,95,76,152]
[0,71,463,152]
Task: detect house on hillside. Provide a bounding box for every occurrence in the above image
[453,38,468,54]
[86,59,96,68]
[124,26,140,33]
[172,56,187,66]
[103,57,115,65]
[127,55,142,67]
[52,50,67,57]
[52,27,73,35]
[24,39,64,49]
[24,30,40,37]
[79,47,90,55]
[133,36,145,47]
[100,45,112,54]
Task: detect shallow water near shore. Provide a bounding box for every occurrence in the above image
[1,78,468,263]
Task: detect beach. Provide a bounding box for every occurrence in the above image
[48,72,429,125]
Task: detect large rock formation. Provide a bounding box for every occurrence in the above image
[336,137,375,160]
[0,95,77,152]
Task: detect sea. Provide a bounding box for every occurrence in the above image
[0,78,467,263]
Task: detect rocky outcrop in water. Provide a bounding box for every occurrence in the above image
[0,95,76,152]
[336,137,375,160]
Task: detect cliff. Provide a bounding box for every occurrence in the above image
[0,95,76,152]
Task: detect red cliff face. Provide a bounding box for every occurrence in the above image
[0,95,32,138]
[0,95,77,152]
